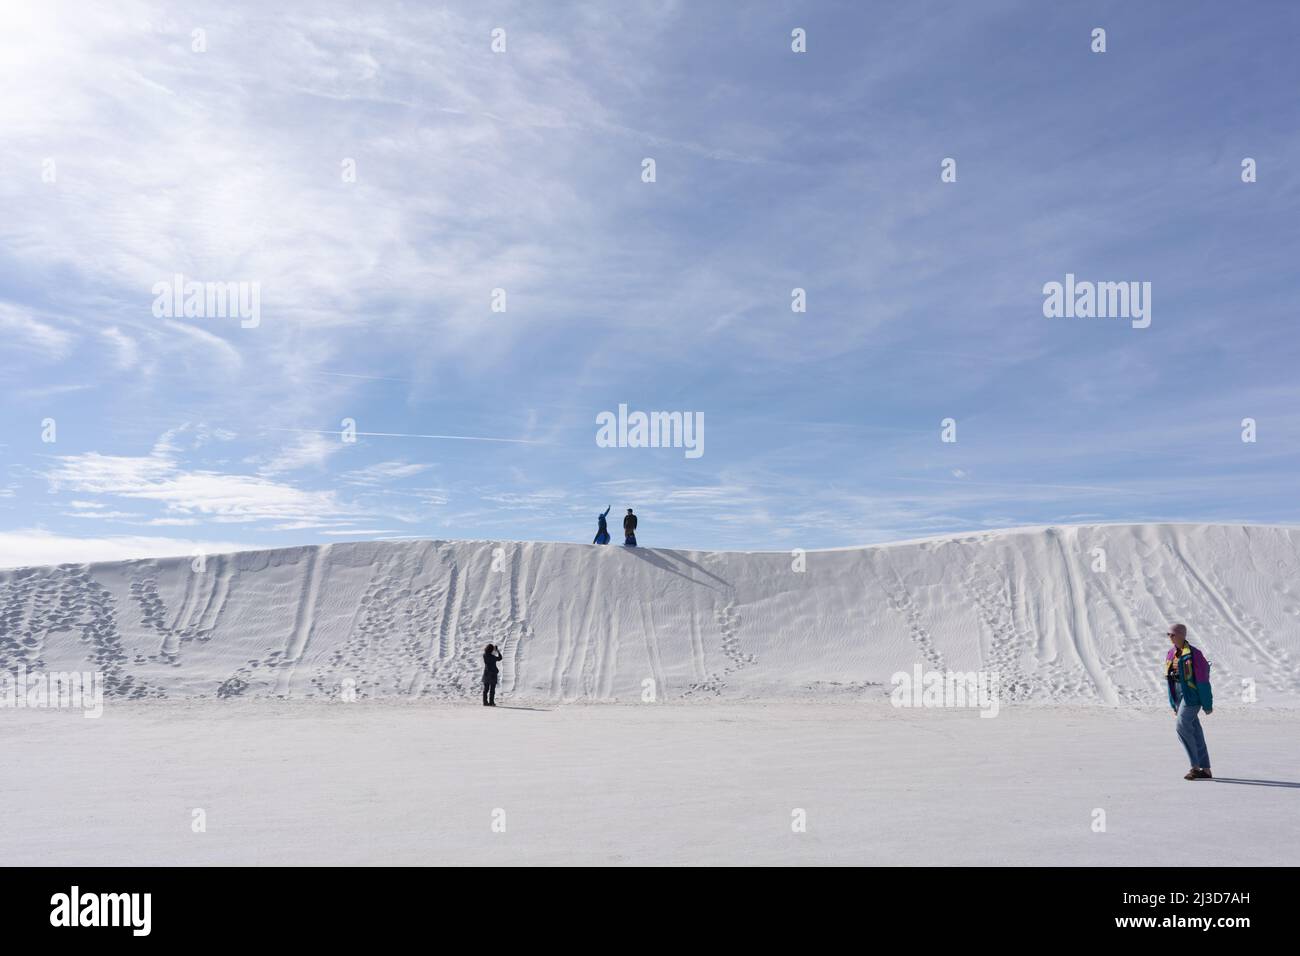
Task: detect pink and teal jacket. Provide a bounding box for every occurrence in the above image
[1166,645,1213,712]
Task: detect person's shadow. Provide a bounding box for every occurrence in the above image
[492,704,552,712]
[623,547,720,590]
[1211,777,1300,789]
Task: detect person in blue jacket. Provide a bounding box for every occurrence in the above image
[593,506,611,544]
[1165,624,1213,779]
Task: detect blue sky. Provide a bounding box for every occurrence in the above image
[2,0,1298,564]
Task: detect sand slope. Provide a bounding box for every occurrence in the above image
[1,524,1298,705]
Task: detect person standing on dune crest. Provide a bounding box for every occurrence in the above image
[623,508,638,547]
[483,643,503,707]
[593,506,611,545]
[1165,624,1213,780]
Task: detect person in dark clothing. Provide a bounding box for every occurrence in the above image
[623,508,638,547]
[593,506,611,545]
[482,643,502,706]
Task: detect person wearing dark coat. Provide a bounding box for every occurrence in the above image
[623,508,638,547]
[593,506,611,544]
[482,643,503,706]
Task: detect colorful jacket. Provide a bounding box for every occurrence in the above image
[1165,644,1213,712]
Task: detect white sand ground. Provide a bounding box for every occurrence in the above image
[2,701,1296,866]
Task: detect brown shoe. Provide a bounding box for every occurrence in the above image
[1194,768,1213,779]
[1184,769,1199,780]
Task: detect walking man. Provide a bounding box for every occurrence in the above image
[1165,624,1213,779]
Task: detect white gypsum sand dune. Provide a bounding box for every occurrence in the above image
[1,522,1298,707]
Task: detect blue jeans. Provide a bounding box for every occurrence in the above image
[1175,696,1211,768]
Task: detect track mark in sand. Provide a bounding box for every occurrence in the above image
[875,555,944,671]
[195,554,234,635]
[1271,540,1300,623]
[688,611,706,684]
[637,600,667,700]
[0,566,162,699]
[323,549,473,701]
[0,572,38,671]
[684,599,752,697]
[312,542,528,701]
[499,614,534,696]
[716,600,753,672]
[517,541,545,623]
[556,577,598,700]
[131,564,224,662]
[600,612,621,699]
[77,568,162,699]
[1166,542,1298,687]
[1091,567,1161,705]
[576,558,603,698]
[550,599,573,699]
[508,543,526,625]
[0,569,54,670]
[439,564,462,662]
[959,564,1044,702]
[503,545,535,694]
[129,573,171,639]
[1108,562,1169,703]
[1053,531,1118,705]
[318,556,394,699]
[128,570,196,664]
[1200,554,1297,681]
[169,564,206,634]
[275,545,328,696]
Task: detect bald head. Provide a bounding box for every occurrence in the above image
[1168,623,1188,648]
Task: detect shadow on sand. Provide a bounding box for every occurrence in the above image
[1211,777,1300,789]
[491,704,553,712]
[623,547,726,590]
[661,550,731,588]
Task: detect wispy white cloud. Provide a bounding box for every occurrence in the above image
[0,304,75,359]
[319,528,401,536]
[42,429,356,525]
[342,460,435,485]
[257,432,344,475]
[100,326,140,371]
[0,530,252,569]
[269,427,542,445]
